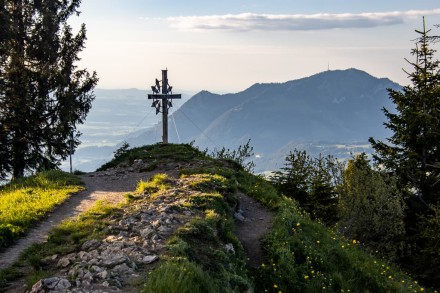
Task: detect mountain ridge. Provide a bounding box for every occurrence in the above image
[127,68,399,160]
[70,68,401,172]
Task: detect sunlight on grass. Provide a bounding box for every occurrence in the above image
[136,173,170,197]
[0,171,83,250]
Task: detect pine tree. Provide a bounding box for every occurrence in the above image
[369,19,440,286]
[369,19,440,211]
[0,0,98,179]
[272,150,342,225]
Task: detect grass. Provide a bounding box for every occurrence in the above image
[136,173,171,198]
[0,170,83,250]
[97,143,208,171]
[0,144,430,292]
[141,173,251,293]
[254,198,427,292]
[0,200,121,291]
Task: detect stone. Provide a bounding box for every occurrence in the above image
[57,256,71,268]
[142,255,158,264]
[151,219,161,228]
[78,251,91,261]
[140,227,154,238]
[30,280,44,293]
[234,212,245,222]
[54,278,71,290]
[158,225,171,233]
[81,239,101,251]
[102,256,127,267]
[112,263,133,275]
[96,270,109,279]
[225,243,235,254]
[30,277,71,292]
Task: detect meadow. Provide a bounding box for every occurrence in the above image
[0,170,83,250]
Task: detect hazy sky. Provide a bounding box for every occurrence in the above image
[71,0,440,93]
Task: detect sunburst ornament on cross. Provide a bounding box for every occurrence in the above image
[147,69,181,144]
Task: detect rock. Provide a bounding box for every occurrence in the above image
[81,239,101,251]
[57,256,71,268]
[111,263,133,275]
[142,255,158,264]
[78,251,91,261]
[102,256,127,267]
[140,227,154,238]
[30,280,44,293]
[225,243,235,254]
[96,270,108,279]
[30,277,71,293]
[158,225,171,233]
[151,219,161,228]
[234,212,245,222]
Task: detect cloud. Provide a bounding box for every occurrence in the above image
[166,9,440,31]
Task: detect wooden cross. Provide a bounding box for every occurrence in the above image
[148,69,181,144]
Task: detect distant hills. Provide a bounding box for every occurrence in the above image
[68,68,401,172]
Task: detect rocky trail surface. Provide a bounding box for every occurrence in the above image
[234,193,274,268]
[0,169,155,271]
[0,161,273,292]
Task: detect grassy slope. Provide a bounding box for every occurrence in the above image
[0,170,83,250]
[0,144,428,292]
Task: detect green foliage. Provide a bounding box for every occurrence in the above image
[113,141,130,159]
[0,200,120,291]
[209,139,256,172]
[48,200,119,246]
[136,173,171,197]
[97,143,207,171]
[0,0,98,179]
[239,172,280,209]
[143,172,251,292]
[417,205,440,286]
[369,20,440,287]
[272,149,343,225]
[369,20,440,216]
[0,170,83,250]
[141,260,217,293]
[338,154,406,261]
[255,198,425,293]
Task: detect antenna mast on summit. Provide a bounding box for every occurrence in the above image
[148,69,181,144]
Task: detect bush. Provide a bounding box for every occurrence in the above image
[338,154,406,261]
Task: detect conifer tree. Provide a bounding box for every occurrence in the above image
[0,0,98,179]
[272,150,342,224]
[369,19,440,212]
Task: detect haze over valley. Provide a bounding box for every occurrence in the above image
[65,68,399,173]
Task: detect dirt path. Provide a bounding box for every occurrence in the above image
[1,168,274,274]
[0,170,154,270]
[235,193,274,268]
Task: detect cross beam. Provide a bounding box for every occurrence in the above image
[147,69,181,144]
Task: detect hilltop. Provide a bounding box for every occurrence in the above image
[0,144,426,292]
[73,68,401,172]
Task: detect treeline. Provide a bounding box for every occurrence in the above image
[272,21,440,288]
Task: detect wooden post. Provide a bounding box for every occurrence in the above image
[161,70,169,144]
[148,69,181,144]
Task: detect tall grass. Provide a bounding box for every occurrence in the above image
[254,198,427,292]
[0,170,83,250]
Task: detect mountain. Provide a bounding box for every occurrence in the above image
[125,68,400,171]
[61,88,191,172]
